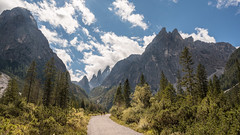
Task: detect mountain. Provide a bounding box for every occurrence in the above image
[101,28,236,91]
[0,7,66,78]
[89,66,110,89]
[0,7,88,99]
[220,48,240,90]
[77,76,90,94]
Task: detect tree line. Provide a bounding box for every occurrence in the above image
[111,47,240,134]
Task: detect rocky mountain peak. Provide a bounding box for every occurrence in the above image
[171,28,182,41]
[0,7,38,28]
[78,75,90,94]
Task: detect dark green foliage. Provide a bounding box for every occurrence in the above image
[3,79,19,104]
[176,70,183,95]
[220,48,240,90]
[113,83,124,106]
[59,72,70,109]
[22,61,37,103]
[123,79,131,108]
[195,64,208,99]
[139,73,146,86]
[213,75,221,97]
[43,58,56,107]
[180,47,195,95]
[156,71,169,101]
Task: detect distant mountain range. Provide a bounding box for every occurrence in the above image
[101,28,235,91]
[73,66,110,94]
[0,7,87,99]
[89,28,236,109]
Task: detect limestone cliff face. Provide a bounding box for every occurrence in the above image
[102,28,236,91]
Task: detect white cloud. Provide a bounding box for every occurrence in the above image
[82,27,90,36]
[216,0,240,8]
[180,28,216,43]
[69,69,85,81]
[72,0,96,25]
[77,41,93,52]
[208,1,213,6]
[70,37,78,46]
[172,0,178,3]
[0,0,24,13]
[236,46,240,49]
[110,0,148,30]
[1,0,96,34]
[24,0,79,34]
[40,25,68,47]
[82,32,145,78]
[54,49,73,69]
[143,33,156,48]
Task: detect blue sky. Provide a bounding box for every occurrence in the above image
[0,0,240,81]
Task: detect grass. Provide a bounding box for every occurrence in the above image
[109,115,145,134]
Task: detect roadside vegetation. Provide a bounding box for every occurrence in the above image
[110,47,240,135]
[0,58,105,134]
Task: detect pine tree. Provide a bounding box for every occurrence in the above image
[54,72,62,106]
[59,72,70,109]
[113,83,124,106]
[3,79,19,104]
[43,58,56,107]
[139,73,146,86]
[156,71,169,101]
[160,71,168,91]
[123,79,131,108]
[180,47,195,95]
[23,61,37,103]
[195,64,208,99]
[81,99,85,109]
[213,75,221,96]
[176,70,184,95]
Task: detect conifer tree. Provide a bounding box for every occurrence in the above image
[113,83,124,106]
[213,75,221,96]
[54,72,62,106]
[81,99,85,109]
[156,71,169,101]
[180,47,195,95]
[160,71,168,91]
[176,70,184,95]
[139,73,146,86]
[123,79,131,108]
[43,58,56,107]
[132,84,151,108]
[3,79,19,104]
[59,72,70,109]
[23,61,37,103]
[195,64,208,99]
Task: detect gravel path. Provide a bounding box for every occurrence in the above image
[87,114,142,135]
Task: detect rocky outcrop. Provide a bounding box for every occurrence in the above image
[78,76,90,94]
[0,72,10,98]
[89,66,110,89]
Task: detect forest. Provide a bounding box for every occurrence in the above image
[110,47,240,135]
[0,58,105,134]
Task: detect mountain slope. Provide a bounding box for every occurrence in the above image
[220,48,240,90]
[0,7,66,78]
[0,7,88,99]
[89,66,110,89]
[102,28,236,91]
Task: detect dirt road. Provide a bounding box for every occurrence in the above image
[87,114,142,135]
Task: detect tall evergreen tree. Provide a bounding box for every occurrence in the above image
[123,79,131,108]
[195,64,208,99]
[160,71,168,91]
[81,99,85,109]
[59,72,70,109]
[113,83,124,106]
[139,73,146,86]
[43,58,56,107]
[3,79,19,104]
[23,61,37,103]
[156,71,169,101]
[213,75,221,96]
[176,70,184,95]
[180,47,195,95]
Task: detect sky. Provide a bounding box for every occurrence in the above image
[0,0,240,81]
